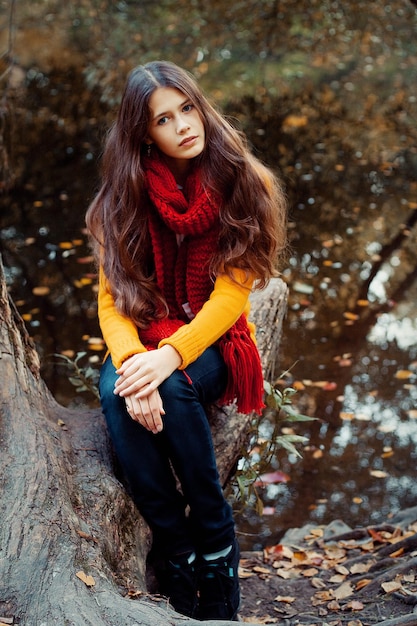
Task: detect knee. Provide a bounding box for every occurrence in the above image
[159,369,195,403]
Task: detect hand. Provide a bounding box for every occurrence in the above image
[123,388,165,434]
[114,345,182,399]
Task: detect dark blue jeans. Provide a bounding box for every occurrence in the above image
[99,346,236,559]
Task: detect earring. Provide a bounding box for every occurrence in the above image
[147,143,152,157]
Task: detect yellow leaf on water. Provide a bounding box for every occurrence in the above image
[343,311,359,321]
[32,286,50,296]
[76,570,95,587]
[370,470,388,478]
[282,114,308,129]
[395,369,413,379]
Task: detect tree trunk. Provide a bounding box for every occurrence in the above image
[0,254,288,626]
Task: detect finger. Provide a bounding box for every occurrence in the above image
[115,371,153,396]
[134,379,159,399]
[128,393,163,434]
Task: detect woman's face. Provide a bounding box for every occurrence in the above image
[146,87,205,177]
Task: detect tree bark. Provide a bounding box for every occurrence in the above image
[0,254,288,626]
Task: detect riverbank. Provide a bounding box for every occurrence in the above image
[238,506,417,624]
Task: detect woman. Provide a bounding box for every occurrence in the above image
[86,60,287,620]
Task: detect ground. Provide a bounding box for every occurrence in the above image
[237,508,417,625]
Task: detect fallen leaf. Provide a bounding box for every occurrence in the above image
[368,528,386,543]
[293,380,306,390]
[395,369,413,380]
[322,381,338,391]
[274,595,295,603]
[302,567,319,577]
[32,286,50,296]
[389,547,404,558]
[76,570,95,587]
[350,563,372,575]
[327,600,341,610]
[381,448,394,459]
[292,280,314,294]
[262,506,276,516]
[313,590,334,603]
[238,568,255,579]
[381,580,402,593]
[403,573,415,583]
[370,470,388,479]
[329,574,346,584]
[343,311,359,321]
[254,470,290,486]
[345,600,364,611]
[282,114,308,129]
[253,566,271,575]
[355,579,372,590]
[333,581,354,600]
[266,544,293,559]
[324,546,346,561]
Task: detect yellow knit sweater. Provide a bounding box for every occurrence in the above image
[98,266,256,369]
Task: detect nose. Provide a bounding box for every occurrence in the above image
[176,115,190,134]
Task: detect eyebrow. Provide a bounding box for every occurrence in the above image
[151,98,191,122]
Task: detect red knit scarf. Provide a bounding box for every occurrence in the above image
[141,154,265,415]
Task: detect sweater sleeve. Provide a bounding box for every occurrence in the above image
[97,266,147,368]
[158,269,255,369]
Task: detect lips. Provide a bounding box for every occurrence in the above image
[180,136,198,146]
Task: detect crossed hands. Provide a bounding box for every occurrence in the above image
[113,344,182,434]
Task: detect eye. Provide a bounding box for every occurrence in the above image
[183,103,194,113]
[157,116,169,126]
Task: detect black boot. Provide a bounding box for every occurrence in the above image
[156,553,198,617]
[197,538,240,621]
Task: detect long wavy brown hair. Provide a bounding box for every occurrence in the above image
[86,60,287,328]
